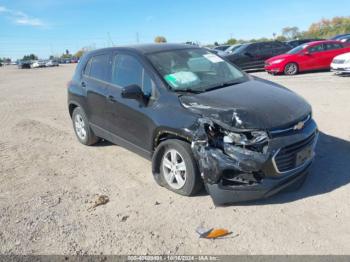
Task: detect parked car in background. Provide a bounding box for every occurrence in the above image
[32,60,46,68]
[265,40,350,75]
[286,39,323,48]
[222,41,291,70]
[331,52,350,75]
[330,33,350,40]
[17,60,32,69]
[46,60,59,67]
[224,44,243,54]
[338,35,350,44]
[67,44,318,205]
[213,45,230,51]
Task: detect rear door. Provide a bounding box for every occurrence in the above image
[104,52,157,154]
[82,53,111,129]
[239,44,263,70]
[323,42,345,68]
[259,43,275,67]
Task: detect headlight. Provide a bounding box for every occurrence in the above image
[270,59,285,64]
[223,130,268,145]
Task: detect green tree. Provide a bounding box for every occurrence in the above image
[282,26,300,40]
[226,38,237,45]
[22,54,38,61]
[74,50,85,58]
[306,16,350,38]
[154,36,167,43]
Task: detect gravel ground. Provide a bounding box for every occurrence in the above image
[0,64,349,255]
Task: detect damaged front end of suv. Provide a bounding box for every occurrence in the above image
[181,99,318,205]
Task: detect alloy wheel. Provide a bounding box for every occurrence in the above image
[74,114,87,140]
[162,149,187,190]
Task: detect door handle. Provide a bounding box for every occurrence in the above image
[107,95,117,103]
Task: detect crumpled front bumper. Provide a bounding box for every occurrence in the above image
[196,119,318,205]
[206,163,311,205]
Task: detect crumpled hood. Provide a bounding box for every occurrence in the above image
[179,78,311,130]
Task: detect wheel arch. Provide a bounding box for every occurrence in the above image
[151,130,192,185]
[68,101,83,118]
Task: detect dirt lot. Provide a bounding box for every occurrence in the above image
[0,64,350,255]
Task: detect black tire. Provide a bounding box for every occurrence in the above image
[72,107,99,146]
[156,139,203,196]
[284,62,298,75]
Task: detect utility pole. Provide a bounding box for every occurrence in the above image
[136,32,139,43]
[107,32,114,46]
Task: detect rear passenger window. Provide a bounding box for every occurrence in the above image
[89,54,111,82]
[112,54,155,97]
[246,45,260,54]
[325,43,343,50]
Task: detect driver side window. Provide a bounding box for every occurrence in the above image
[112,54,155,97]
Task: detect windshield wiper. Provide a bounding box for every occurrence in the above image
[173,88,203,94]
[204,80,242,92]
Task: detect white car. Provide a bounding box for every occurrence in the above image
[331,52,350,74]
[31,60,46,68]
[46,60,59,67]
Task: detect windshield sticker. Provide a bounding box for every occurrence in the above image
[164,71,200,88]
[203,53,224,63]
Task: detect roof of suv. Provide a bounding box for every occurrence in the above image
[87,43,199,56]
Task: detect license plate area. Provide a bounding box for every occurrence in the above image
[296,146,313,166]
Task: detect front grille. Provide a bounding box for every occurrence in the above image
[333,59,345,64]
[274,132,316,173]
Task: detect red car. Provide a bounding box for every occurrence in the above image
[265,40,350,75]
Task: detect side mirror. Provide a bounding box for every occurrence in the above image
[121,84,144,100]
[244,52,253,57]
[303,50,310,55]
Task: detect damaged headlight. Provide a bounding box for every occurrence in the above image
[199,118,269,153]
[223,130,268,146]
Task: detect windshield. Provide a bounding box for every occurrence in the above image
[147,48,247,93]
[287,44,309,54]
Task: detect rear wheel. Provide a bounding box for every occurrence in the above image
[284,63,298,75]
[72,107,99,146]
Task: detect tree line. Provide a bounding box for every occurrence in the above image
[225,16,350,45]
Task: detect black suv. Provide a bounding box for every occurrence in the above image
[222,41,291,71]
[68,44,318,205]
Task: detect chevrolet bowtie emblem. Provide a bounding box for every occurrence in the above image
[294,121,304,130]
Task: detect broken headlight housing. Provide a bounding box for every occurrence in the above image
[205,123,269,153]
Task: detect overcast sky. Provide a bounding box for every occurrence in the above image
[1,0,350,59]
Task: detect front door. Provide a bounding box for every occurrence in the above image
[104,52,157,154]
[302,44,325,70]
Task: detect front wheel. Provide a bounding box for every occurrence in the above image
[284,63,298,75]
[158,140,203,196]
